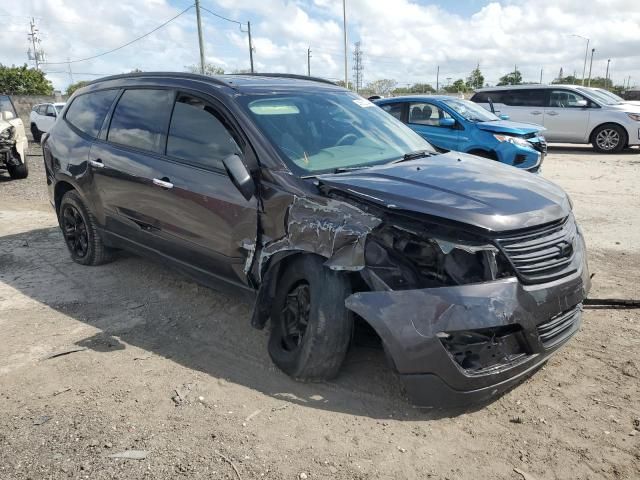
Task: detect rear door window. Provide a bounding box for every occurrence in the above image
[166,94,241,170]
[504,89,545,107]
[408,102,452,126]
[107,89,174,153]
[66,90,119,137]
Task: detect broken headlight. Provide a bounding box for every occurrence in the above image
[493,134,530,148]
[364,225,513,290]
[0,125,16,142]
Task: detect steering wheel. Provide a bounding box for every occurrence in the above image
[336,133,358,146]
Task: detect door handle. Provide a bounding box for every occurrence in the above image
[152,177,174,189]
[89,159,104,168]
[547,111,559,116]
[531,111,542,115]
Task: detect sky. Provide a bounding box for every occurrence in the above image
[1,0,638,92]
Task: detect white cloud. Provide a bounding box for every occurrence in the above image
[0,0,638,92]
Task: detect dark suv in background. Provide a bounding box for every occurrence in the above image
[43,73,590,407]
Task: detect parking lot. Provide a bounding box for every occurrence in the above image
[1,142,639,479]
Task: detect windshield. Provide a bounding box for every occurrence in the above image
[595,88,625,103]
[577,87,621,105]
[0,95,17,117]
[442,98,499,122]
[237,91,436,175]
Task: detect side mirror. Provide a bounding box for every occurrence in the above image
[47,111,56,117]
[576,99,588,108]
[439,118,456,128]
[222,154,256,201]
[499,114,510,120]
[1,110,15,121]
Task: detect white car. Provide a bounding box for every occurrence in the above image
[471,85,640,153]
[29,102,65,142]
[0,95,29,179]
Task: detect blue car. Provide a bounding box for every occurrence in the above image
[374,95,547,172]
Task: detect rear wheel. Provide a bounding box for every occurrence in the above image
[59,190,114,266]
[592,124,626,153]
[268,255,353,381]
[30,124,42,143]
[7,159,28,179]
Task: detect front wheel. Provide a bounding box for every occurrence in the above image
[592,124,626,153]
[8,159,28,179]
[268,255,353,381]
[31,124,42,143]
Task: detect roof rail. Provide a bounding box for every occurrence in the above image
[85,71,229,88]
[225,72,337,86]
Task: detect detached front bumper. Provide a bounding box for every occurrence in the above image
[345,235,590,408]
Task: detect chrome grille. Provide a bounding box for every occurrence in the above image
[537,304,581,349]
[496,216,577,284]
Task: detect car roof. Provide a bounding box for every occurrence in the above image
[85,72,342,94]
[475,84,584,92]
[53,102,66,106]
[376,95,459,102]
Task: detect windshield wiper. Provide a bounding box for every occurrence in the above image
[390,149,435,164]
[333,165,369,173]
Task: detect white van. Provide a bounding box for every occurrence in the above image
[471,85,640,153]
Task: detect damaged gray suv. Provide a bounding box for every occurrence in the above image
[43,73,591,407]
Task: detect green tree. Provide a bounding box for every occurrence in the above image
[409,83,435,94]
[0,64,53,95]
[367,79,398,96]
[185,63,225,76]
[444,78,467,93]
[497,69,523,86]
[66,80,90,96]
[466,65,484,90]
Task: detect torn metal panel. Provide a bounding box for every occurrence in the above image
[257,195,381,277]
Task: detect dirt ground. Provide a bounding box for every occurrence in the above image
[1,142,639,480]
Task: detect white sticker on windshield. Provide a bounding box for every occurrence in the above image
[353,98,375,108]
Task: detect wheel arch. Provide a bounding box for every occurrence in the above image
[54,180,77,216]
[589,122,629,146]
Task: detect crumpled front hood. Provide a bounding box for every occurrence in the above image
[317,152,570,232]
[475,120,544,135]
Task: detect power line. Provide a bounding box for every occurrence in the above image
[198,5,244,26]
[41,5,194,65]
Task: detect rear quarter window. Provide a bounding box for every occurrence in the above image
[107,89,174,153]
[65,90,119,138]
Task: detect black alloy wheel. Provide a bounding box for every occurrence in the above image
[279,282,311,352]
[61,204,89,259]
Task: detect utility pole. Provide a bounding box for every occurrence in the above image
[247,21,254,73]
[342,0,348,87]
[352,41,363,92]
[540,68,543,84]
[581,38,589,85]
[67,58,74,84]
[605,58,611,87]
[27,18,44,70]
[194,0,206,74]
[587,48,595,87]
[307,46,311,76]
[436,65,439,92]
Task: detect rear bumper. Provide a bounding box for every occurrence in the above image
[345,233,590,408]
